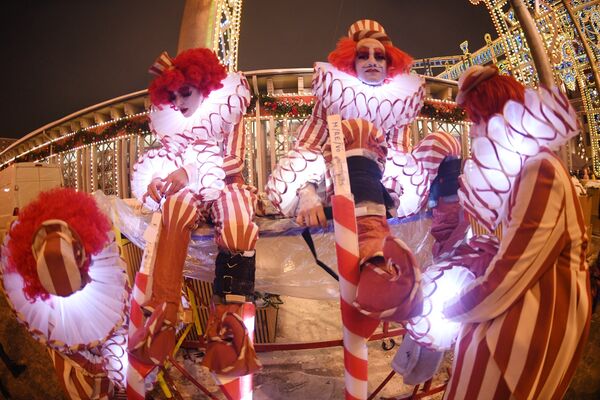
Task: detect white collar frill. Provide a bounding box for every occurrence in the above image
[149,71,251,151]
[459,85,579,231]
[312,62,425,134]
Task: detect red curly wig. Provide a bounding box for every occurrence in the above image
[148,48,227,107]
[6,188,111,301]
[461,70,525,124]
[327,37,413,78]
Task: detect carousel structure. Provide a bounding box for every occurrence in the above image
[0,1,598,400]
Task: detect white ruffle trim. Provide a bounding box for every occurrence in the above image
[383,149,429,218]
[459,86,579,230]
[265,149,326,217]
[1,239,129,352]
[150,72,251,143]
[405,266,475,351]
[131,142,225,209]
[312,62,425,134]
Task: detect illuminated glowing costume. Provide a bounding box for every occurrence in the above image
[266,60,427,218]
[129,49,259,400]
[267,21,430,326]
[441,67,591,400]
[0,188,129,399]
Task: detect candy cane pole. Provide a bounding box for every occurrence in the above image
[327,115,376,400]
[127,212,162,400]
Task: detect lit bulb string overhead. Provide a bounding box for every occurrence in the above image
[0,111,149,168]
[13,100,471,198]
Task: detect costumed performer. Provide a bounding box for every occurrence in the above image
[128,47,260,400]
[266,19,427,325]
[0,187,129,399]
[394,130,470,385]
[442,65,591,399]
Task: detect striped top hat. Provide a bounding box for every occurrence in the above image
[31,219,87,297]
[347,19,392,46]
[148,51,174,76]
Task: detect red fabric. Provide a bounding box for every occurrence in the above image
[148,48,227,107]
[353,205,422,323]
[431,200,470,258]
[356,215,389,262]
[461,69,525,124]
[202,303,261,377]
[128,303,176,366]
[327,38,413,78]
[452,235,499,278]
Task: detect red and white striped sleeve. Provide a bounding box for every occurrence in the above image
[222,122,246,178]
[444,152,568,322]
[265,99,328,216]
[295,99,329,151]
[387,125,411,153]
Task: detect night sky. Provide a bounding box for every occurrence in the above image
[1,0,494,140]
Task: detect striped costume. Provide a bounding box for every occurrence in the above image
[444,150,591,399]
[266,62,426,218]
[443,81,591,399]
[129,71,259,399]
[130,71,257,320]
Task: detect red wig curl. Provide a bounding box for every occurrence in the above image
[462,72,525,124]
[148,48,227,107]
[6,188,111,301]
[327,37,413,78]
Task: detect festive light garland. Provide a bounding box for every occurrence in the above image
[248,94,467,121]
[13,116,150,163]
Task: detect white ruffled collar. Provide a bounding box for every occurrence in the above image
[149,71,251,145]
[312,62,425,133]
[459,86,579,230]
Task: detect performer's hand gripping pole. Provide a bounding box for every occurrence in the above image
[327,115,370,400]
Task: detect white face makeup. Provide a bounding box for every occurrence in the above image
[169,85,204,117]
[355,38,387,85]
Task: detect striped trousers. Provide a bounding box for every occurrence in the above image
[151,183,258,309]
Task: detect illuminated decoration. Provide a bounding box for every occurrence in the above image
[212,0,243,71]
[467,0,600,176]
[405,266,475,351]
[149,72,250,144]
[265,149,326,216]
[131,142,225,209]
[1,112,149,168]
[312,62,425,135]
[576,134,590,166]
[1,239,128,351]
[131,71,249,207]
[250,94,315,118]
[459,85,579,231]
[96,141,118,196]
[383,149,429,217]
[420,98,467,122]
[266,62,426,218]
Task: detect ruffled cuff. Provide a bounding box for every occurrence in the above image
[266,149,326,217]
[131,149,181,209]
[383,149,429,218]
[180,141,226,202]
[404,266,475,351]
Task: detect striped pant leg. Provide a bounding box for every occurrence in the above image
[211,183,258,253]
[150,190,199,307]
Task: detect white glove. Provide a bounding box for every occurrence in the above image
[295,183,327,228]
